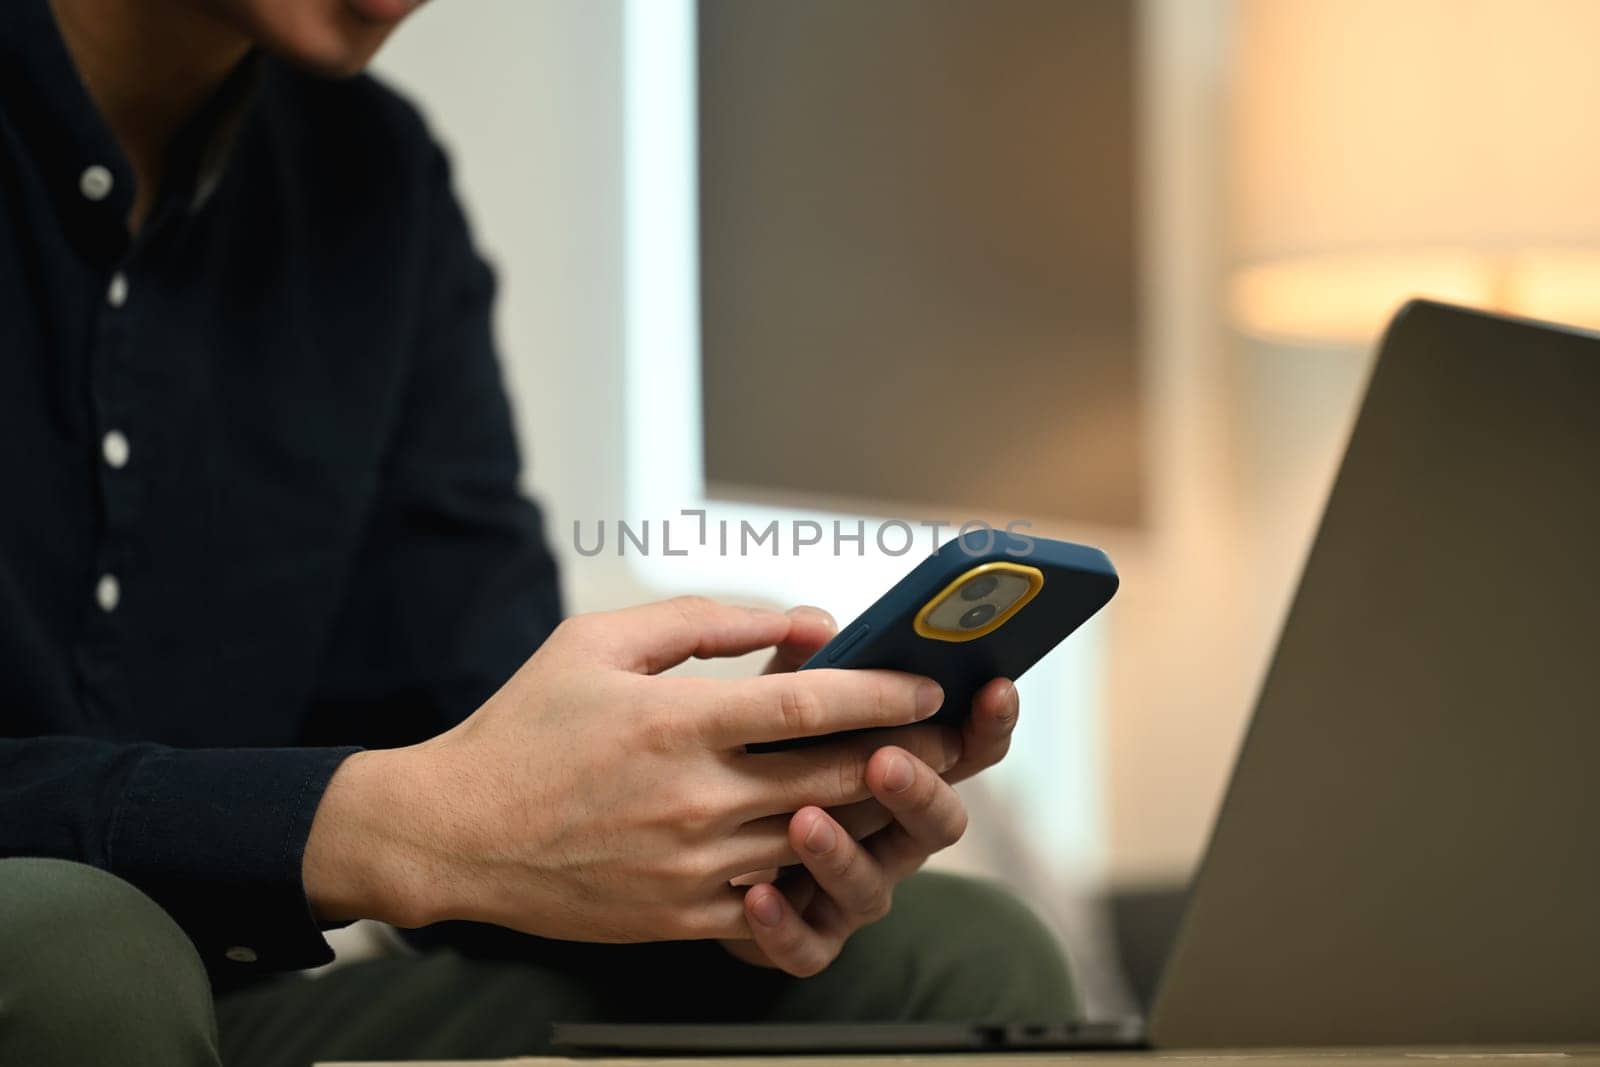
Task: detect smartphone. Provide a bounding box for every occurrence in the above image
[752,530,1118,749]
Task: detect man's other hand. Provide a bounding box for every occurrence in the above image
[719,605,1021,976]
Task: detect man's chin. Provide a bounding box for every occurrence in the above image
[288,39,391,79]
[260,20,395,78]
[342,0,420,23]
[218,2,405,79]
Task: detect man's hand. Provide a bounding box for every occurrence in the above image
[763,606,1020,788]
[302,597,961,944]
[719,606,1022,975]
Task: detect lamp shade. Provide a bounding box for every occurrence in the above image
[1227,0,1600,343]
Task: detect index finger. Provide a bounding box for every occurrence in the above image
[762,605,837,675]
[703,669,943,747]
[585,596,792,674]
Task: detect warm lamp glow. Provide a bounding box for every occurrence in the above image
[1227,0,1600,346]
[1229,248,1600,345]
[1501,248,1600,328]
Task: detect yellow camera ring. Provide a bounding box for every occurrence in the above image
[911,561,1044,643]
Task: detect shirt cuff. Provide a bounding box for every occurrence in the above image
[105,744,361,975]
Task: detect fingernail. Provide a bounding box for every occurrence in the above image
[884,753,915,792]
[941,732,964,771]
[751,889,783,927]
[999,690,1019,726]
[787,605,837,631]
[804,814,837,854]
[916,682,944,718]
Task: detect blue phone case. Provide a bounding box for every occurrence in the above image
[756,531,1118,748]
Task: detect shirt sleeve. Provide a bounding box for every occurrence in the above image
[0,735,358,973]
[299,137,563,750]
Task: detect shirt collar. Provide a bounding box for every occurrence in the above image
[170,54,264,215]
[0,0,262,257]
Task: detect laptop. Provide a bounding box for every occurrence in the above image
[553,300,1600,1054]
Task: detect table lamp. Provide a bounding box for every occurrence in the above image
[1226,0,1600,345]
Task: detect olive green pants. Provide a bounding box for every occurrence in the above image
[0,857,1075,1066]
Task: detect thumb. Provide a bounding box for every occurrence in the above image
[593,596,792,675]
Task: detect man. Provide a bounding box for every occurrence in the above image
[0,1,1074,1063]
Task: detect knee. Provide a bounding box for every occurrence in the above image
[878,871,1079,1022]
[0,858,219,1067]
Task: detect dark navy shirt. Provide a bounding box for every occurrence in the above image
[0,1,563,978]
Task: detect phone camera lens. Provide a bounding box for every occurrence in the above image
[961,574,999,601]
[959,603,997,629]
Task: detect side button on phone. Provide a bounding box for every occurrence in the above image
[825,622,870,663]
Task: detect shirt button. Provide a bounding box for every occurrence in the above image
[95,573,120,613]
[224,946,258,964]
[102,430,130,469]
[107,271,129,308]
[79,164,114,202]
